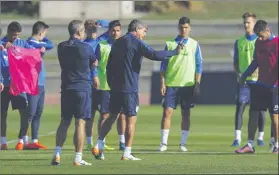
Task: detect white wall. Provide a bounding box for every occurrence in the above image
[40,1,135,19]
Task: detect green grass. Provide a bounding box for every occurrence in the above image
[143,2,278,20]
[0,105,278,174]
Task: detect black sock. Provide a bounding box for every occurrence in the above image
[235,103,246,130]
[248,109,260,142]
[258,111,266,132]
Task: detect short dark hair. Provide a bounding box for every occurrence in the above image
[179,17,190,25]
[32,21,49,35]
[128,19,146,32]
[7,21,22,33]
[84,19,97,33]
[254,20,268,35]
[242,12,256,20]
[109,20,121,29]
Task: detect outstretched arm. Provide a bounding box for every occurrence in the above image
[140,41,179,61]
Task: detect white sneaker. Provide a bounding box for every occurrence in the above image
[100,152,105,160]
[179,144,188,152]
[158,144,168,152]
[121,154,141,160]
[74,160,92,166]
[92,147,105,160]
[269,141,275,152]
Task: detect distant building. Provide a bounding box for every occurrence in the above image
[39,1,135,19]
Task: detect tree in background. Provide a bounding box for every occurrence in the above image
[1,1,39,17]
[134,1,205,14]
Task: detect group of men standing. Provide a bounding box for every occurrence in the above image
[51,18,184,165]
[0,21,54,151]
[231,12,278,155]
[0,12,277,167]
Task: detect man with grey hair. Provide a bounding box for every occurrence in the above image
[51,20,97,166]
[92,19,183,160]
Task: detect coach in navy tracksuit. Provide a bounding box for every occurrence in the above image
[93,19,183,160]
[51,20,97,166]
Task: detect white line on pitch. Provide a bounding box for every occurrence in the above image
[6,131,56,144]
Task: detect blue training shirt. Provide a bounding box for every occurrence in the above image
[0,37,33,86]
[106,33,178,93]
[27,37,54,86]
[83,20,110,78]
[83,19,110,52]
[160,36,203,74]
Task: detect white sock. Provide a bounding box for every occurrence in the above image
[248,140,254,148]
[54,146,62,156]
[32,139,38,143]
[124,147,131,157]
[18,139,24,144]
[96,139,104,149]
[180,130,189,145]
[1,137,6,144]
[275,142,279,148]
[161,129,169,145]
[119,135,125,143]
[75,152,82,163]
[23,136,29,145]
[103,137,106,143]
[87,137,93,145]
[270,137,275,143]
[258,132,264,140]
[235,130,241,141]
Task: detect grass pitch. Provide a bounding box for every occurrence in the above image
[0,105,278,174]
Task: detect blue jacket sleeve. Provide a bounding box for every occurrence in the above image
[24,41,34,49]
[139,40,178,61]
[233,40,238,65]
[160,45,169,72]
[0,57,3,84]
[96,20,110,28]
[86,45,97,65]
[95,44,101,61]
[28,38,54,50]
[42,37,55,50]
[195,43,203,74]
[95,20,110,42]
[97,31,109,42]
[91,44,101,77]
[0,74,3,84]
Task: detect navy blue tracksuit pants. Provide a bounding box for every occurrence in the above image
[18,86,45,140]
